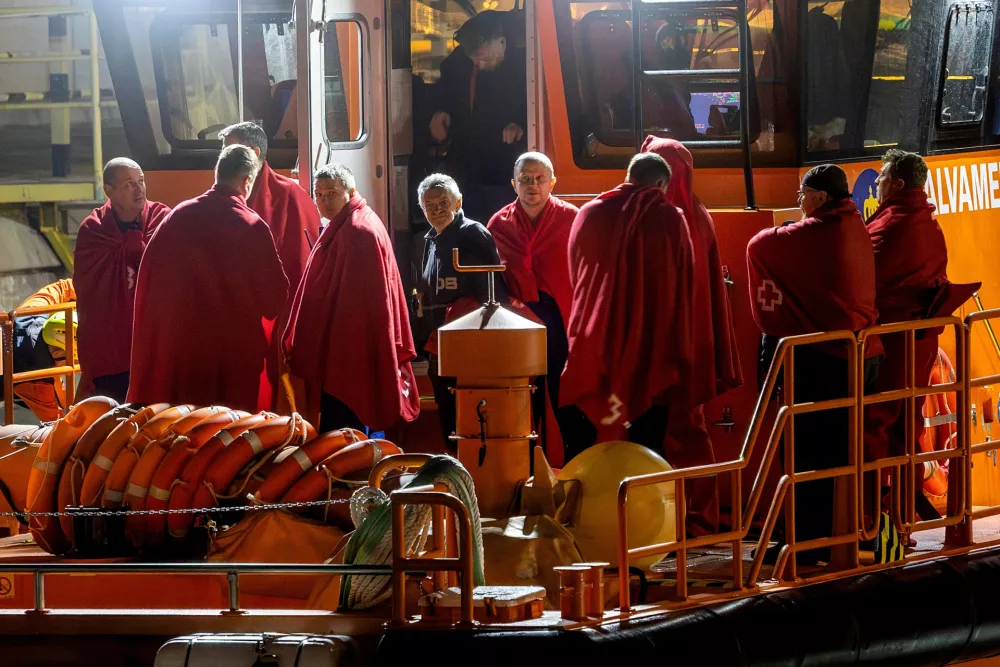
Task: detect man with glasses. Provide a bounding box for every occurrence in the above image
[747,164,880,566]
[418,173,508,447]
[488,152,577,447]
[283,164,420,435]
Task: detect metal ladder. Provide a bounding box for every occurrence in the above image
[630,0,756,209]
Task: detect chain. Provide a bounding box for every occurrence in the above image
[1,497,352,520]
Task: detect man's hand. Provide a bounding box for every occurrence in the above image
[430,112,451,142]
[503,123,524,144]
[510,298,526,309]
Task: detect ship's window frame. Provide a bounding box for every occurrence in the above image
[322,15,371,150]
[149,10,299,152]
[937,2,995,128]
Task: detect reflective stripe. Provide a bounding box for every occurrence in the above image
[178,405,191,415]
[32,458,60,475]
[293,449,313,472]
[217,431,235,447]
[92,454,114,472]
[103,489,124,503]
[125,483,148,499]
[149,485,171,501]
[245,431,264,455]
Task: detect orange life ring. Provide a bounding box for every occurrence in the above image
[254,428,367,503]
[280,439,402,506]
[26,396,118,554]
[57,403,170,543]
[93,404,195,508]
[166,412,275,538]
[142,410,249,544]
[191,415,317,512]
[919,348,956,498]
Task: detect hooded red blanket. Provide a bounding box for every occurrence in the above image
[487,196,577,324]
[74,200,170,381]
[747,198,880,357]
[128,185,288,412]
[642,136,742,406]
[560,183,694,425]
[283,194,420,430]
[247,162,322,293]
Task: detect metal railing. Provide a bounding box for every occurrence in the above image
[1,300,79,426]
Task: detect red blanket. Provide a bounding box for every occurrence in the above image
[74,200,170,380]
[283,194,419,430]
[560,183,694,425]
[128,185,288,412]
[642,136,742,406]
[487,196,577,325]
[747,198,880,358]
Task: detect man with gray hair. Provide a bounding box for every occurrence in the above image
[74,157,171,401]
[219,121,320,410]
[418,172,507,446]
[128,144,288,412]
[282,163,420,433]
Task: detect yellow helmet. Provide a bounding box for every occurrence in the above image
[42,311,78,351]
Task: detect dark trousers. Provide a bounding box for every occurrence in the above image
[526,293,575,448]
[320,392,366,434]
[780,346,878,563]
[428,354,457,450]
[91,372,130,404]
[561,403,671,462]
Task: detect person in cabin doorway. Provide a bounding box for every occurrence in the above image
[747,164,880,566]
[128,145,288,412]
[218,121,322,410]
[283,164,420,435]
[864,150,979,533]
[560,152,695,461]
[430,10,527,223]
[74,158,171,402]
[418,173,509,448]
[487,152,578,448]
[641,136,743,537]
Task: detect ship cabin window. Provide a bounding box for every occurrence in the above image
[938,2,994,127]
[553,0,789,170]
[149,12,298,152]
[323,20,366,145]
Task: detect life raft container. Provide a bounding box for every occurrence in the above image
[57,403,170,542]
[142,410,249,545]
[254,428,367,503]
[190,415,316,513]
[280,439,402,506]
[26,396,118,554]
[83,404,194,508]
[166,412,275,538]
[920,348,957,498]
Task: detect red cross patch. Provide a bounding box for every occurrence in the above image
[757,279,783,312]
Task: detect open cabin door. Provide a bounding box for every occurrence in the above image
[296,0,388,220]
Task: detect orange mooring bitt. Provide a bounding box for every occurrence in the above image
[436,250,546,519]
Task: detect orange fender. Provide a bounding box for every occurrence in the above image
[97,405,196,508]
[142,410,249,544]
[254,428,367,503]
[919,349,956,498]
[0,424,53,534]
[166,412,275,538]
[191,415,317,512]
[280,439,402,505]
[26,396,118,554]
[57,403,170,542]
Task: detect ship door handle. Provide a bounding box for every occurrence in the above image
[712,405,736,433]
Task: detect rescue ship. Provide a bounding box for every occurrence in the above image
[2,0,1000,665]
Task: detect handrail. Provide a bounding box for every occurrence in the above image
[1,301,79,426]
[617,329,857,611]
[391,485,476,626]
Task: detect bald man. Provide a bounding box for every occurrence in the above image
[74,157,171,400]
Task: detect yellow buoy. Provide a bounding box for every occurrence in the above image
[557,441,676,569]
